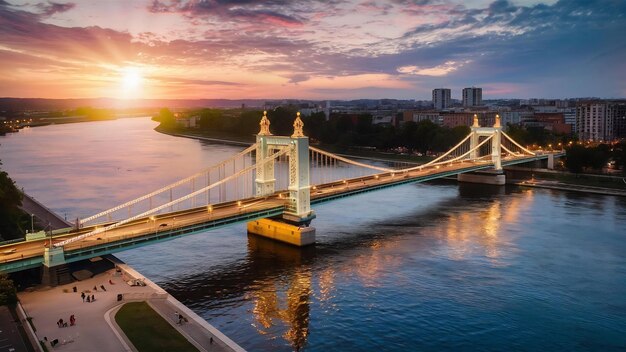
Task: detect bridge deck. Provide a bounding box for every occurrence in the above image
[0,154,551,272]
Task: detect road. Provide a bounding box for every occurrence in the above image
[21,192,72,230]
[1,154,547,267]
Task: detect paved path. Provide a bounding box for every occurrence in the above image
[18,263,243,352]
[514,179,626,197]
[0,306,30,352]
[20,192,72,231]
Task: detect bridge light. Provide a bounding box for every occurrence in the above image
[343,180,347,184]
[237,201,242,207]
[390,173,395,177]
[312,185,317,190]
[207,205,212,212]
[374,175,379,179]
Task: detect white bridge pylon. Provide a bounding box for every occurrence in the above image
[54,113,534,249]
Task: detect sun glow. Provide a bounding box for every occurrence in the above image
[119,67,143,98]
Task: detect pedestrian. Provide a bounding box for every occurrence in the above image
[91,294,95,302]
[93,285,97,291]
[70,315,75,326]
[100,284,106,291]
[109,279,114,285]
[81,292,85,302]
[86,296,90,303]
[210,337,213,344]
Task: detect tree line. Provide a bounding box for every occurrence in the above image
[565,142,626,174]
[155,107,470,153]
[0,160,29,241]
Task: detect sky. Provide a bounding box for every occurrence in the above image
[0,0,625,100]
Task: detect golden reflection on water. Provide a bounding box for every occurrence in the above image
[247,236,312,351]
[436,190,533,262]
[244,189,536,349]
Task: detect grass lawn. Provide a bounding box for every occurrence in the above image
[115,302,198,352]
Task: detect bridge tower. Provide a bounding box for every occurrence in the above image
[461,114,505,184]
[255,111,276,196]
[248,111,315,246]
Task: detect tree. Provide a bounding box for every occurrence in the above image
[612,141,626,175]
[564,144,611,173]
[565,145,587,173]
[153,108,176,129]
[0,273,17,306]
[0,160,27,240]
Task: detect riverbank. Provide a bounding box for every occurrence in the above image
[20,191,72,231]
[18,255,244,352]
[10,191,245,351]
[156,126,429,164]
[512,179,626,197]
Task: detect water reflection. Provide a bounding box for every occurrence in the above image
[247,236,312,351]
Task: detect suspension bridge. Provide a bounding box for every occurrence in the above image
[1,112,562,275]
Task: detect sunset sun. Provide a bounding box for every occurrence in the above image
[121,68,142,91]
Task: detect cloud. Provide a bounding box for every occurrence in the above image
[37,1,75,17]
[1,0,625,99]
[148,0,306,27]
[397,60,470,76]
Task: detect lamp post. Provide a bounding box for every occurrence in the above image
[48,222,52,248]
[150,216,156,234]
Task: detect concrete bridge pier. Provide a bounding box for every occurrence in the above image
[457,169,506,185]
[41,247,70,286]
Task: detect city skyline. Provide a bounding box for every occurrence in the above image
[1,0,625,100]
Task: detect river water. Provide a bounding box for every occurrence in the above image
[1,117,625,351]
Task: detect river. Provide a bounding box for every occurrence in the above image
[1,117,625,351]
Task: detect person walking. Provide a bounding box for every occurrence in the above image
[91,294,95,302]
[70,315,75,326]
[81,292,85,302]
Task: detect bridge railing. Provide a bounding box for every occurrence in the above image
[55,146,290,247]
[79,143,258,227]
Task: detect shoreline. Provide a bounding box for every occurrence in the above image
[11,191,246,352]
[157,126,626,196]
[17,254,246,352]
[512,179,626,197]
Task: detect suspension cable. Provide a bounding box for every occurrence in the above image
[56,146,287,248]
[501,132,535,155]
[79,143,258,225]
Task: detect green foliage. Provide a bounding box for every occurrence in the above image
[0,161,27,240]
[153,108,177,129]
[0,273,17,306]
[565,144,611,173]
[74,107,114,120]
[115,301,198,352]
[613,141,626,175]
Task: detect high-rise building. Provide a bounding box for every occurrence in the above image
[611,103,626,139]
[432,88,451,110]
[462,87,482,107]
[576,101,619,141]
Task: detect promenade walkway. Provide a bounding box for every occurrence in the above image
[18,258,243,352]
[20,192,72,230]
